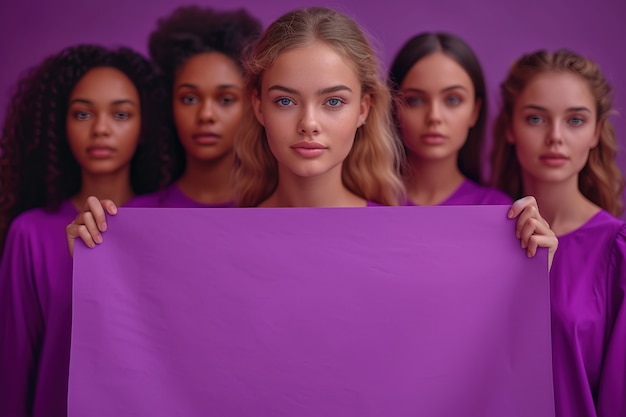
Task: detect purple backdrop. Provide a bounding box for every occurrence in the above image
[1,0,625,216]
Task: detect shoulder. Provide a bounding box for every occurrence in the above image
[446,179,513,205]
[2,201,76,259]
[9,201,77,234]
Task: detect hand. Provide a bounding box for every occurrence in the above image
[66,196,118,257]
[507,196,558,270]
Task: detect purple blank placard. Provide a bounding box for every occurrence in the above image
[69,205,554,417]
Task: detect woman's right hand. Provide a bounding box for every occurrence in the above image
[66,196,118,257]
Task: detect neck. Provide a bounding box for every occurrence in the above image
[72,168,135,209]
[522,174,600,236]
[405,153,465,205]
[177,152,234,204]
[261,166,366,208]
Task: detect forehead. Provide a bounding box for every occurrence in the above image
[401,52,474,92]
[261,41,360,92]
[175,52,243,86]
[70,67,138,100]
[517,71,595,111]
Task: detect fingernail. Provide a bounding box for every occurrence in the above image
[100,222,107,232]
[95,235,103,244]
[507,209,514,218]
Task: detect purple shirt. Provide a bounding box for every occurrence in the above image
[407,178,513,206]
[550,210,626,417]
[126,183,234,208]
[0,200,77,417]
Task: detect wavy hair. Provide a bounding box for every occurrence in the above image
[0,44,176,254]
[233,6,405,207]
[388,32,487,184]
[148,5,263,180]
[490,49,624,216]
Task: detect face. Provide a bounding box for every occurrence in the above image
[396,52,480,163]
[173,52,245,163]
[508,71,599,186]
[66,67,141,176]
[252,41,370,180]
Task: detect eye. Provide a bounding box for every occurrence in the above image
[569,116,584,126]
[403,96,424,107]
[526,115,543,125]
[219,95,237,106]
[325,97,344,108]
[275,97,294,107]
[114,112,130,120]
[182,95,198,105]
[445,95,462,106]
[74,111,91,121]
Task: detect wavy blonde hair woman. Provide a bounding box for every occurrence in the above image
[233,6,405,207]
[490,49,624,217]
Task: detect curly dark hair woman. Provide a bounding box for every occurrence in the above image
[149,5,262,85]
[0,43,177,416]
[123,5,263,207]
[0,43,176,255]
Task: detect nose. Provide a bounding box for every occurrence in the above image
[92,114,110,137]
[426,100,442,125]
[198,99,216,123]
[546,121,564,146]
[298,105,320,135]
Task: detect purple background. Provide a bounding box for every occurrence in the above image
[1,0,625,214]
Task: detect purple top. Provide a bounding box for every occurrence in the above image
[126,183,234,208]
[0,200,78,417]
[0,194,170,417]
[407,178,513,206]
[549,210,626,417]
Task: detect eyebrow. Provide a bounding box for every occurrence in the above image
[523,104,592,113]
[401,85,469,94]
[267,84,353,95]
[176,83,240,90]
[69,98,136,106]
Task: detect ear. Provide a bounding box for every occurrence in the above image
[591,120,602,148]
[251,89,265,127]
[358,93,371,127]
[470,98,482,128]
[505,127,516,145]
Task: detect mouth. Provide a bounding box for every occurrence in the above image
[420,133,446,145]
[192,133,220,145]
[86,146,115,159]
[291,141,328,158]
[539,153,569,166]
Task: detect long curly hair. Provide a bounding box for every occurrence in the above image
[148,5,263,179]
[0,44,176,253]
[232,6,406,207]
[388,32,487,184]
[490,49,624,216]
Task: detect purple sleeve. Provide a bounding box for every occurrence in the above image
[0,219,43,416]
[598,224,626,415]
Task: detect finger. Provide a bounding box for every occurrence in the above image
[526,235,557,258]
[519,216,541,249]
[80,211,104,245]
[83,196,116,232]
[515,202,539,239]
[507,196,538,220]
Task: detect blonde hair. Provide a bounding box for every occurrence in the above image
[490,49,624,216]
[233,7,405,207]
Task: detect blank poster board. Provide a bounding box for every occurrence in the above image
[69,206,554,417]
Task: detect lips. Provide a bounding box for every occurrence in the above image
[539,152,569,167]
[420,133,446,145]
[291,141,328,158]
[192,132,220,145]
[86,146,115,158]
